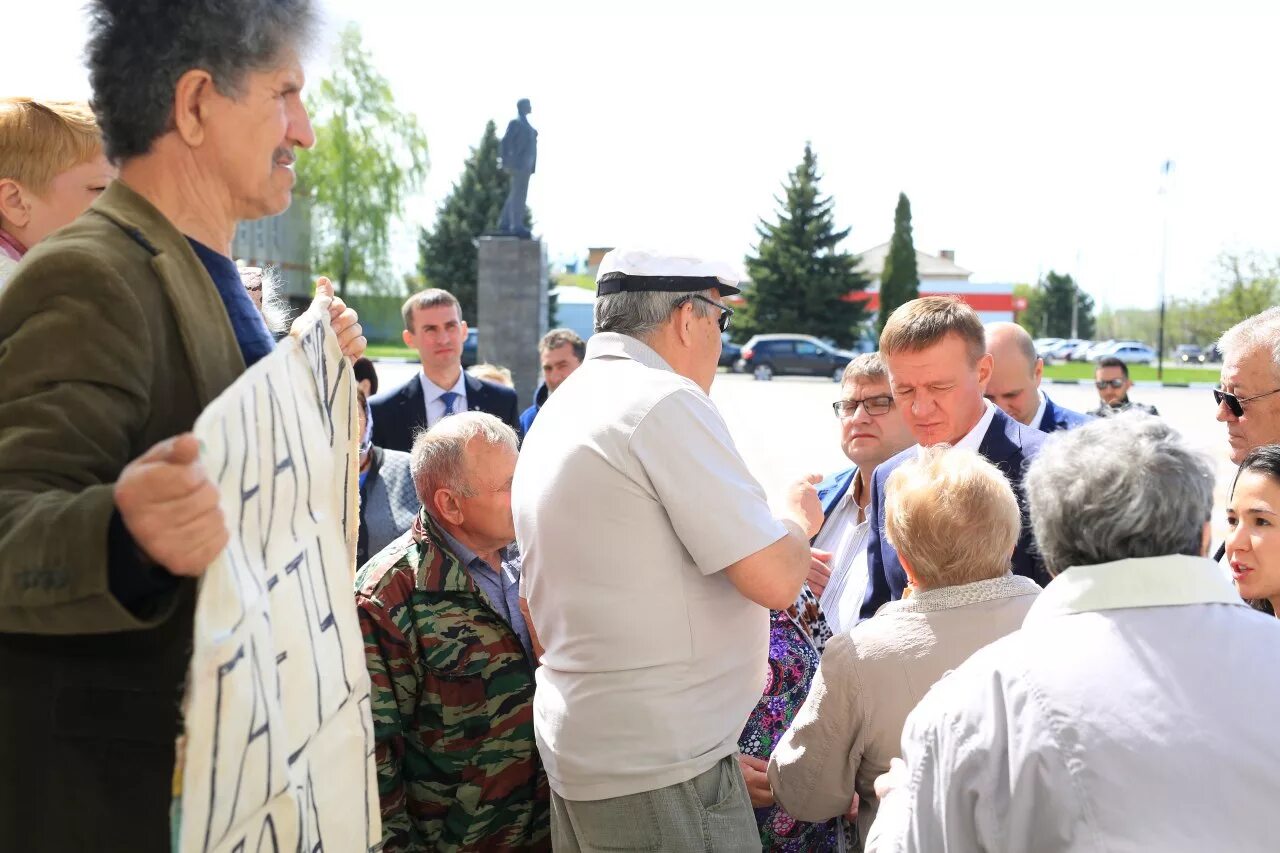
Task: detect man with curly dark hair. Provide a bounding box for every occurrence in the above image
[0,2,366,849]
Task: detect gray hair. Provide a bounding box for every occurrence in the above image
[239,263,292,334]
[1218,306,1280,381]
[409,412,518,504]
[594,289,716,340]
[86,0,319,161]
[842,352,889,386]
[1025,413,1214,574]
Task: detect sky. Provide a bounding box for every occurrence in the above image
[8,0,1280,310]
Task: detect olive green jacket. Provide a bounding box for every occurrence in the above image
[0,181,245,850]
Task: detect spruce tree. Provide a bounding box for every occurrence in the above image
[738,144,871,347]
[417,121,510,319]
[877,192,919,335]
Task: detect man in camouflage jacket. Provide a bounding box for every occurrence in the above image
[355,413,548,852]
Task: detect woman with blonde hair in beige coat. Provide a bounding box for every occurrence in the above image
[767,446,1041,850]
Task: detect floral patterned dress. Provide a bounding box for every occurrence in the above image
[737,597,841,851]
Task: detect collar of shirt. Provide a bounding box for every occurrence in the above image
[436,524,516,579]
[418,369,467,408]
[917,399,997,458]
[585,331,675,373]
[884,573,1041,615]
[841,469,868,520]
[1031,389,1049,430]
[0,229,25,262]
[1025,554,1246,623]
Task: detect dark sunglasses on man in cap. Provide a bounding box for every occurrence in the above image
[683,293,734,333]
[1214,386,1280,418]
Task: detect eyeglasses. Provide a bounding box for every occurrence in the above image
[1096,379,1126,389]
[1214,386,1280,417]
[832,395,895,418]
[685,293,734,333]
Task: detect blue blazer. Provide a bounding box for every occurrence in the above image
[859,406,1048,620]
[369,372,521,452]
[814,466,858,523]
[1038,395,1091,434]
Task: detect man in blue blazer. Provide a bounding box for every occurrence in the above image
[984,322,1091,434]
[860,299,1049,621]
[808,353,917,636]
[371,289,521,452]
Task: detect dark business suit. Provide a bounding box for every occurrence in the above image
[860,406,1048,620]
[1038,395,1091,433]
[370,372,522,452]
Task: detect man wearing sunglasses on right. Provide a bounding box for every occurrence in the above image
[1090,356,1160,417]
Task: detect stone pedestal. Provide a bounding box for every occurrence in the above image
[477,237,547,407]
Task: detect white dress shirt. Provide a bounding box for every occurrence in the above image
[866,554,1280,853]
[1031,388,1049,430]
[417,370,468,428]
[813,472,872,636]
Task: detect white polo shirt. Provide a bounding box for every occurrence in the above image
[512,332,786,801]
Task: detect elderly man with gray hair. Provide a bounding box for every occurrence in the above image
[0,2,367,848]
[356,412,548,851]
[513,249,824,851]
[865,414,1280,853]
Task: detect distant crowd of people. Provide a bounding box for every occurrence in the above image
[2,3,1279,853]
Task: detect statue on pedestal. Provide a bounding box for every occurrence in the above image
[497,98,537,238]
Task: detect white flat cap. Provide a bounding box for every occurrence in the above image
[595,248,741,296]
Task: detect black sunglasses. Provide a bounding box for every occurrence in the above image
[1214,386,1280,418]
[687,293,734,333]
[1096,379,1126,389]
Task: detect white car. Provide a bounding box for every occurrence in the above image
[1034,338,1064,358]
[1100,342,1158,366]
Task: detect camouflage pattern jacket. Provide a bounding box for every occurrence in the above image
[355,510,549,852]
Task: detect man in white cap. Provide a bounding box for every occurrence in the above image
[512,249,824,851]
[984,322,1090,433]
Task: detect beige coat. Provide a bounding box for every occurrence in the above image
[767,574,1041,848]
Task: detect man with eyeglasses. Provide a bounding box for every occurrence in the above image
[1090,357,1159,417]
[805,353,916,640]
[512,249,824,850]
[1215,307,1280,466]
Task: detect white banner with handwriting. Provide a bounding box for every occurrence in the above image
[175,305,380,852]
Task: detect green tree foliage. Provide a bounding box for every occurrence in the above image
[877,192,919,335]
[1096,251,1280,348]
[737,144,871,347]
[417,121,512,319]
[1019,271,1096,339]
[296,24,428,297]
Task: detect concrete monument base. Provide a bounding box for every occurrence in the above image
[477,236,547,407]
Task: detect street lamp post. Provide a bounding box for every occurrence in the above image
[1156,160,1174,382]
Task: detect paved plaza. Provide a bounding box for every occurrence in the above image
[373,361,1238,539]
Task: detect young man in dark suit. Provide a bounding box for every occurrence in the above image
[985,322,1090,434]
[371,289,521,451]
[860,298,1048,621]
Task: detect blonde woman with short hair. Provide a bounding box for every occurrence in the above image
[0,98,116,286]
[767,447,1041,849]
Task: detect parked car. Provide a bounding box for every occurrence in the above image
[1103,342,1159,366]
[462,328,478,367]
[736,334,854,381]
[1043,338,1087,361]
[719,333,742,369]
[1083,339,1118,361]
[1034,338,1064,358]
[1175,344,1206,364]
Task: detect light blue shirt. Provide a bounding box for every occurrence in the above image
[438,527,532,661]
[866,554,1280,853]
[417,370,468,428]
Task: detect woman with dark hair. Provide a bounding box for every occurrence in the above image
[1225,444,1280,616]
